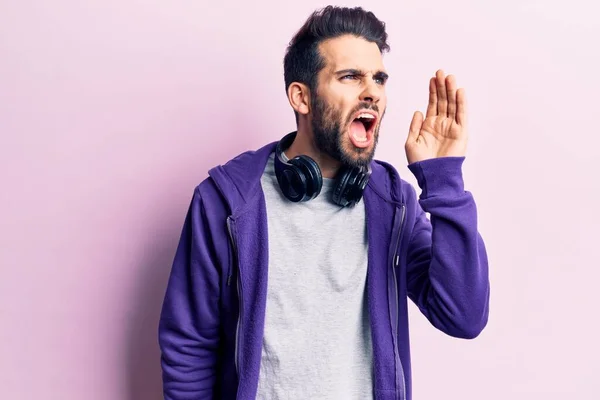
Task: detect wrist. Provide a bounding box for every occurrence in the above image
[407,156,466,198]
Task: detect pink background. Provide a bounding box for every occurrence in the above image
[1,0,599,399]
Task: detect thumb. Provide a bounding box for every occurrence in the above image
[407,111,423,143]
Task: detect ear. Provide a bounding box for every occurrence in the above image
[287,82,310,116]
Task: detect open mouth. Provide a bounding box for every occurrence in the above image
[349,111,377,147]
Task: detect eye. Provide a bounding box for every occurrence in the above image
[341,74,358,81]
[374,76,387,85]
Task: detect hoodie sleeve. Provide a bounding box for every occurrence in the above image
[158,186,221,399]
[405,156,490,339]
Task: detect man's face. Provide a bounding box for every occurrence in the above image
[310,35,388,169]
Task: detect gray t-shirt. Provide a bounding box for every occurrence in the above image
[256,152,373,399]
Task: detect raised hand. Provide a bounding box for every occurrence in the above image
[405,69,468,164]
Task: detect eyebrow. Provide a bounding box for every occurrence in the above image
[334,68,389,81]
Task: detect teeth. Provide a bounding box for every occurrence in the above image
[357,113,375,119]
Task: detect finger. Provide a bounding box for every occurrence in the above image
[426,77,437,117]
[446,75,457,120]
[407,111,424,143]
[436,69,447,116]
[456,88,467,126]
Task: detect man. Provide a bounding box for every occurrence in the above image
[159,5,490,400]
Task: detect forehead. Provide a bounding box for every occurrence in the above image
[318,34,385,73]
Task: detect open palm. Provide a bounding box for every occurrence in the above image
[405,70,469,164]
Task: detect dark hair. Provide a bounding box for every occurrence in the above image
[283,6,390,120]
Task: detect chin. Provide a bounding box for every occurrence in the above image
[340,143,376,168]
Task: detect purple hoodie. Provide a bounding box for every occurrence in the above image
[158,138,490,400]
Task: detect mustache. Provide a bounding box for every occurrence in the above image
[346,102,380,122]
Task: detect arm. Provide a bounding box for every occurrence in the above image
[403,70,489,338]
[159,187,221,399]
[405,156,489,339]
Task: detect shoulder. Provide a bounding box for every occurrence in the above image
[369,158,419,206]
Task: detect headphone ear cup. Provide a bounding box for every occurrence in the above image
[332,166,353,207]
[289,156,323,200]
[273,131,325,203]
[332,165,371,207]
[275,161,308,202]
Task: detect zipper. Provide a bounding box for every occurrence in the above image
[391,204,407,400]
[227,217,235,287]
[226,216,242,382]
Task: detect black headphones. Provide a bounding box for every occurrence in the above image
[273,131,371,207]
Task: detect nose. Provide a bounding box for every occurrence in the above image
[360,79,381,104]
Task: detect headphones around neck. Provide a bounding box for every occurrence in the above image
[273,131,371,207]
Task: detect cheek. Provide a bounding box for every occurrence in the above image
[342,103,357,122]
[327,104,348,124]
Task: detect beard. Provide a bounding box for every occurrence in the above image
[311,93,383,169]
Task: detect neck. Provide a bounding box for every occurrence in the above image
[284,123,341,179]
